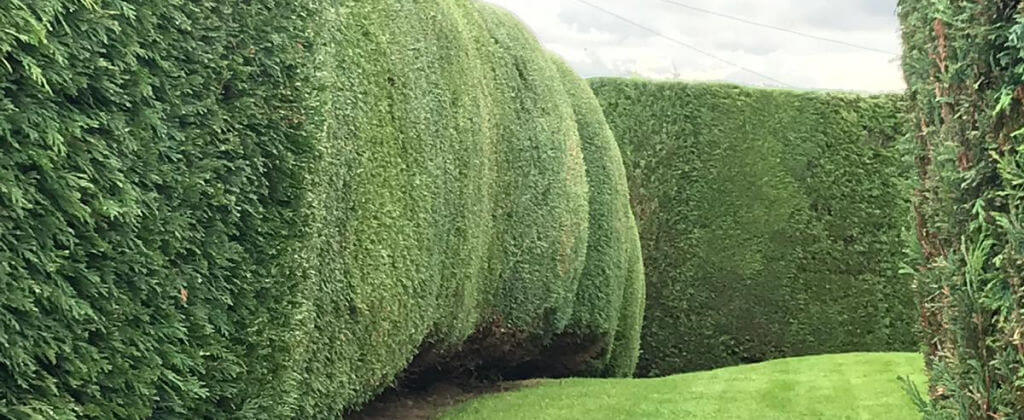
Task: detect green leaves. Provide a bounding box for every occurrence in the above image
[592,79,916,376]
[550,55,644,378]
[899,0,1024,417]
[1,1,643,416]
[1,0,315,416]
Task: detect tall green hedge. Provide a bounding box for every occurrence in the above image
[590,79,918,376]
[899,0,1024,417]
[0,1,313,417]
[550,57,645,377]
[473,3,589,337]
[0,0,643,417]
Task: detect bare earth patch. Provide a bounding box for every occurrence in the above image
[348,380,540,420]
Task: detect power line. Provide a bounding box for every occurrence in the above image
[574,0,794,87]
[655,0,899,55]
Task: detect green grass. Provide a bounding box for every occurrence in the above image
[441,353,925,420]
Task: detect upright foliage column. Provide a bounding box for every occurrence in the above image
[899,0,1024,417]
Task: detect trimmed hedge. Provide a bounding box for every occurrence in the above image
[590,79,918,376]
[0,1,313,417]
[473,3,589,337]
[899,0,1024,417]
[0,0,643,417]
[550,56,645,377]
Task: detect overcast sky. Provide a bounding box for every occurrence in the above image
[481,0,904,93]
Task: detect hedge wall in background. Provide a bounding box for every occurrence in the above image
[590,79,918,377]
[899,0,1024,417]
[0,0,643,417]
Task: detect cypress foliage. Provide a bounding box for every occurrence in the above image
[550,56,645,377]
[899,0,1024,417]
[0,0,643,417]
[0,1,314,417]
[473,3,590,336]
[289,1,496,413]
[590,79,917,377]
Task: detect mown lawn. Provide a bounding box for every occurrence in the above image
[441,352,925,420]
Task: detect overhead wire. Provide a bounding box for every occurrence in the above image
[574,0,794,87]
[654,0,899,55]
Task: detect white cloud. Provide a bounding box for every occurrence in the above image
[480,0,905,93]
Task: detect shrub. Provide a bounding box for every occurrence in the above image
[0,1,313,417]
[590,79,917,376]
[550,56,645,377]
[899,0,1024,416]
[0,0,642,417]
[472,3,589,338]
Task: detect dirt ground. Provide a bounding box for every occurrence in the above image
[347,380,538,420]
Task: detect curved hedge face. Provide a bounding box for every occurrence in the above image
[0,0,642,417]
[474,3,589,337]
[590,79,917,376]
[550,57,645,377]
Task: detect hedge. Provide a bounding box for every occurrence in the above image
[0,0,643,417]
[550,56,645,377]
[0,1,313,417]
[472,3,589,338]
[899,0,1024,417]
[590,79,918,377]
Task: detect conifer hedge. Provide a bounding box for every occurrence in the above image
[551,57,645,377]
[0,1,643,417]
[590,79,917,376]
[899,0,1024,416]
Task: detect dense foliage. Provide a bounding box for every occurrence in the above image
[590,80,917,376]
[1,1,313,417]
[0,1,643,417]
[899,0,1024,417]
[551,57,645,377]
